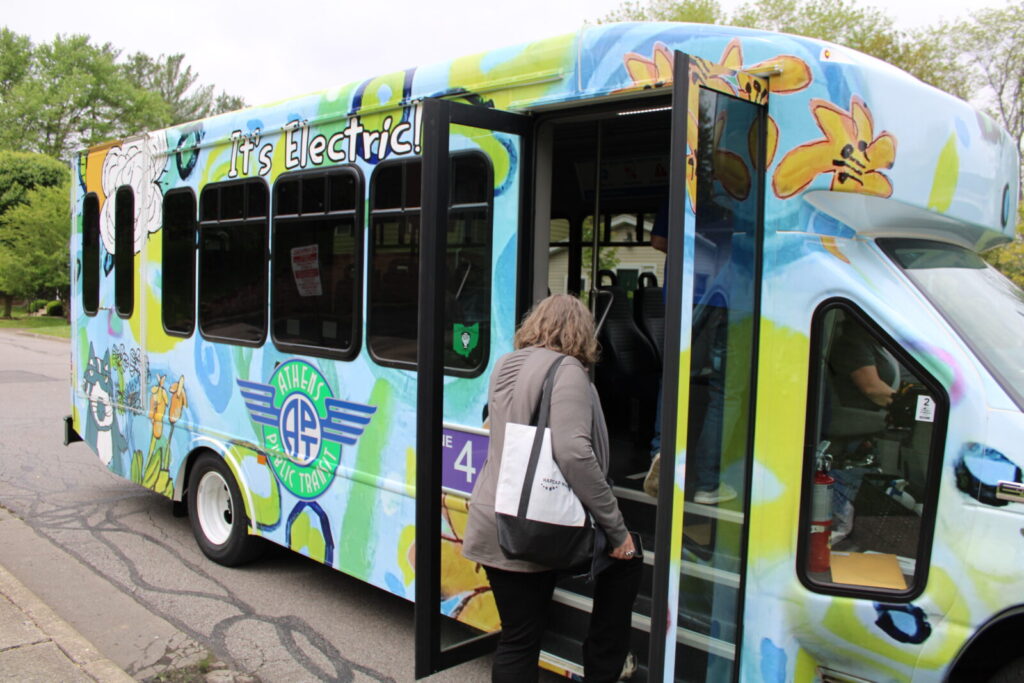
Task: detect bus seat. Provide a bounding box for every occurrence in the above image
[595,279,660,449]
[633,272,665,362]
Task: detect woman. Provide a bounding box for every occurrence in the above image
[462,294,641,683]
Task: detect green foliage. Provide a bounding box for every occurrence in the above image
[0,151,69,313]
[0,28,32,99]
[0,33,166,158]
[950,2,1024,153]
[0,315,69,337]
[0,151,67,218]
[25,299,47,313]
[0,28,245,159]
[0,181,71,300]
[45,300,63,317]
[601,0,725,23]
[121,52,246,127]
[984,226,1024,288]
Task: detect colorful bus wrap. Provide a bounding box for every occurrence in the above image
[67,21,1024,682]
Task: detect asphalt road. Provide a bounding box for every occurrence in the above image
[0,329,532,682]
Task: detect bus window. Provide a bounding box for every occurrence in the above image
[198,180,268,345]
[271,168,362,359]
[368,155,492,374]
[162,190,197,337]
[81,193,100,315]
[801,303,945,598]
[114,187,134,318]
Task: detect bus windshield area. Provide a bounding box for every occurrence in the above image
[882,238,1024,410]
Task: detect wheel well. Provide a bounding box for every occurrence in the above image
[948,607,1024,682]
[175,447,216,504]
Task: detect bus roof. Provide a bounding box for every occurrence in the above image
[84,22,1019,252]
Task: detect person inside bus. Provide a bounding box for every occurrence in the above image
[645,201,739,505]
[462,294,642,683]
[827,319,897,544]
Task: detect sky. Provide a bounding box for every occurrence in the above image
[3,0,997,107]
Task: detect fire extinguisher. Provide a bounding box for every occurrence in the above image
[808,443,834,574]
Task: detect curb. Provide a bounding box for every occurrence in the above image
[0,563,134,682]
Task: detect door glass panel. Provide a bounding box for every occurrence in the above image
[676,87,762,681]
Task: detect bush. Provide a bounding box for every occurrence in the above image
[45,300,63,317]
[26,299,48,314]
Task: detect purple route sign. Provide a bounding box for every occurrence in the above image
[441,426,490,495]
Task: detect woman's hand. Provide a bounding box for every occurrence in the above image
[609,533,637,560]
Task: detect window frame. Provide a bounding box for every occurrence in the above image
[197,178,269,347]
[796,298,948,602]
[81,192,100,316]
[161,188,198,338]
[114,186,135,319]
[270,165,364,361]
[366,152,494,377]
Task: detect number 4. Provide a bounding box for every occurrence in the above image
[454,441,476,483]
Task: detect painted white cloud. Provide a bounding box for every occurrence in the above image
[100,132,167,255]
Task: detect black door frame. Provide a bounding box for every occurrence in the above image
[414,97,532,679]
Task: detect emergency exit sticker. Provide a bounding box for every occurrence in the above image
[916,395,936,422]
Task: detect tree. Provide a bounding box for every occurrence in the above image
[984,230,1024,288]
[0,33,167,159]
[952,3,1024,161]
[121,52,245,127]
[0,182,70,309]
[0,151,69,317]
[601,0,726,23]
[946,3,1024,281]
[0,28,32,100]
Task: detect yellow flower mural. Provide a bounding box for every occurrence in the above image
[625,39,812,169]
[441,494,499,629]
[772,96,897,199]
[623,38,813,206]
[148,375,168,440]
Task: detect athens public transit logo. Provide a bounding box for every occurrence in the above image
[238,360,376,499]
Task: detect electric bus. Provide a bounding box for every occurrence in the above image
[66,21,1024,682]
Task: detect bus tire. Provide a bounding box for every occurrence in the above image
[187,453,262,566]
[990,656,1024,683]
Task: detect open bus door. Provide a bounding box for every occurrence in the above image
[647,52,769,681]
[414,97,532,678]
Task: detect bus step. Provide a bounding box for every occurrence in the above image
[612,480,747,525]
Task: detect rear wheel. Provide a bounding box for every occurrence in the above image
[990,656,1024,683]
[187,453,262,566]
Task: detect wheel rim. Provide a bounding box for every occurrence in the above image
[196,469,233,546]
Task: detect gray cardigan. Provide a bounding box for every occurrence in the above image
[461,346,629,572]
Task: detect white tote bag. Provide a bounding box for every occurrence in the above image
[493,355,593,569]
[495,421,587,526]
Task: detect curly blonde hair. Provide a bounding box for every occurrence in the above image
[514,294,600,364]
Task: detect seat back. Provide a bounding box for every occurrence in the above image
[596,279,659,379]
[633,272,665,362]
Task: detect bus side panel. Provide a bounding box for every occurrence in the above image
[68,97,518,633]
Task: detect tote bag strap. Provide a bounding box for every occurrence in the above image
[517,355,566,519]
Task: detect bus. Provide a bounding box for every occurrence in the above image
[65,21,1024,682]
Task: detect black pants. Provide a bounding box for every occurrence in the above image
[484,558,643,683]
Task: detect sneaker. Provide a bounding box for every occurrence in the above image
[693,483,737,505]
[643,453,660,498]
[619,651,638,680]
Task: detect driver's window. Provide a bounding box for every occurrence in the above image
[802,304,945,597]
